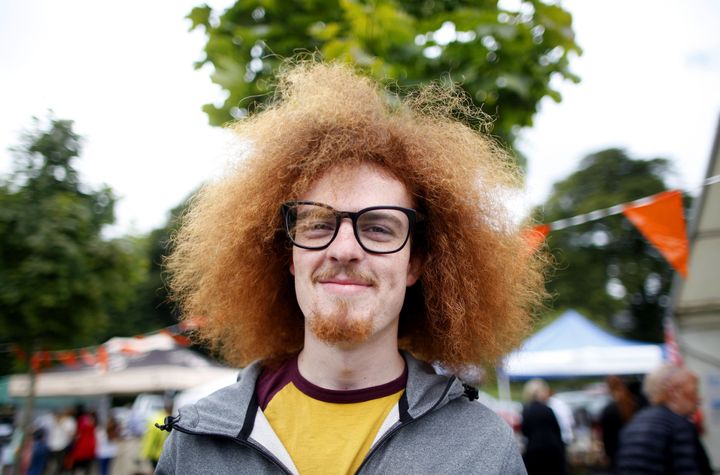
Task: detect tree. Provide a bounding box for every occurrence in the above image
[187,0,581,146]
[538,148,689,342]
[0,115,142,465]
[103,198,191,340]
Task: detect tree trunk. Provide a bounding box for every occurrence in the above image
[12,350,37,475]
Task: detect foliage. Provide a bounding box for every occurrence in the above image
[0,115,144,367]
[187,0,581,147]
[103,199,191,340]
[538,148,689,342]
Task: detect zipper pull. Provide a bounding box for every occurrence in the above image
[155,415,180,432]
[462,384,479,401]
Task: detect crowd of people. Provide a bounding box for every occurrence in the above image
[22,406,119,475]
[0,401,173,475]
[519,364,713,475]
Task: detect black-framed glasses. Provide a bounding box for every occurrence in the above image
[281,201,422,254]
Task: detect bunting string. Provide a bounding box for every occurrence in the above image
[529,174,720,277]
[5,322,196,373]
[543,174,718,231]
[704,174,720,186]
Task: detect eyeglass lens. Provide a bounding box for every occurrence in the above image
[287,203,411,253]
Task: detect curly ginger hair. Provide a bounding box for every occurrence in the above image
[166,61,546,371]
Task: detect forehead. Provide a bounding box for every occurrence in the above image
[301,163,413,210]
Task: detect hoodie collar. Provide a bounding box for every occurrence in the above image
[175,352,463,436]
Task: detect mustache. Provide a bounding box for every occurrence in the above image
[312,266,377,286]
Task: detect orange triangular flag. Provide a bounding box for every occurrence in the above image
[57,351,79,367]
[622,190,689,278]
[172,334,192,347]
[523,224,550,253]
[31,353,43,373]
[80,349,96,366]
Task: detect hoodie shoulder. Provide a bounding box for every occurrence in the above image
[174,362,262,437]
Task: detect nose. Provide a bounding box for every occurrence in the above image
[326,219,364,262]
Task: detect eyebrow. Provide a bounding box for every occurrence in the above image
[296,208,333,219]
[359,210,405,228]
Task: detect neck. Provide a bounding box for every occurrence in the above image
[298,329,405,391]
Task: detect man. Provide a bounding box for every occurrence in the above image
[142,403,172,470]
[41,408,76,474]
[521,379,567,475]
[616,364,712,474]
[157,62,544,474]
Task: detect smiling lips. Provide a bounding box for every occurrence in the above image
[312,267,376,289]
[318,278,373,294]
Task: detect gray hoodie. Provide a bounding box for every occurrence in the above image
[156,352,526,474]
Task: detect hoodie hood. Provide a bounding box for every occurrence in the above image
[173,351,464,437]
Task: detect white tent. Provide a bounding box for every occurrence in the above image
[9,334,239,397]
[502,310,666,380]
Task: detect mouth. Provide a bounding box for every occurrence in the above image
[317,278,373,294]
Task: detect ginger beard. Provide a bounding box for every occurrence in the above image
[305,266,377,345]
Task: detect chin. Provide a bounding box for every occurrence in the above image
[307,302,374,345]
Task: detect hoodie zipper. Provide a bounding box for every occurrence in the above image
[169,424,293,475]
[354,376,457,474]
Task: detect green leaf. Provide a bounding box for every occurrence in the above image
[187,5,212,31]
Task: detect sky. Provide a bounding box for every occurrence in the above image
[1,0,719,237]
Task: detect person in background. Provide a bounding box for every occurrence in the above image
[0,419,22,475]
[95,417,119,475]
[521,379,567,475]
[26,428,49,475]
[599,375,647,470]
[66,408,95,475]
[548,389,575,446]
[141,403,171,470]
[615,364,712,475]
[45,408,76,474]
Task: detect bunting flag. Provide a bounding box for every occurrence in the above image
[96,346,109,372]
[30,353,42,373]
[523,224,550,253]
[31,352,50,373]
[523,188,690,278]
[172,334,192,346]
[56,351,79,367]
[13,323,196,371]
[79,349,96,366]
[12,345,27,362]
[622,190,689,278]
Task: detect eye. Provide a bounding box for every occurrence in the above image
[362,224,393,235]
[357,210,407,242]
[297,218,335,235]
[359,221,399,242]
[308,220,334,231]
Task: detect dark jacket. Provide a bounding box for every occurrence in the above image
[616,405,712,475]
[600,401,623,467]
[521,400,567,475]
[156,352,526,474]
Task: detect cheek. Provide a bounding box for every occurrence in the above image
[291,251,321,279]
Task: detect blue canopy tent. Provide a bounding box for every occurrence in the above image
[502,310,666,380]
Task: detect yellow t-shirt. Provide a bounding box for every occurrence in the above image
[257,356,406,475]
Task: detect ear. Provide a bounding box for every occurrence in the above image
[290,261,295,276]
[406,254,423,287]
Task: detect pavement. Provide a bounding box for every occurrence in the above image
[111,437,154,475]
